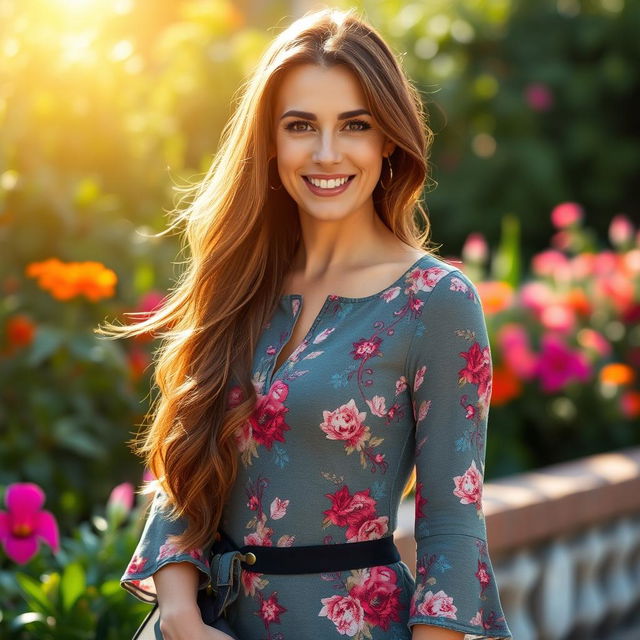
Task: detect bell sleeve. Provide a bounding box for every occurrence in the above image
[120,487,214,604]
[405,269,512,639]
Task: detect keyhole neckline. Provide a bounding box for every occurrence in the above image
[278,252,432,304]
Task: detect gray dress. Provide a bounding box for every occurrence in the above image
[121,253,513,639]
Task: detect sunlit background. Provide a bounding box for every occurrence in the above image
[0,0,639,636]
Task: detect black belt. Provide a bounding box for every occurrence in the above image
[219,529,400,575]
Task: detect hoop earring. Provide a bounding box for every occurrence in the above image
[268,157,282,191]
[380,155,393,189]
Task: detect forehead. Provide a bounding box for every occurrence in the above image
[274,63,367,114]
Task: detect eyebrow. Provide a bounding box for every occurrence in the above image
[279,108,372,121]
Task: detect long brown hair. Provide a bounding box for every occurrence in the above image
[96,7,438,553]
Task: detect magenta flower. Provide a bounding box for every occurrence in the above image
[0,483,60,564]
[461,232,489,264]
[609,214,634,248]
[524,82,554,112]
[535,334,592,393]
[107,482,135,525]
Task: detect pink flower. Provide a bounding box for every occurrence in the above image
[0,483,60,564]
[107,482,134,524]
[244,519,273,546]
[406,266,449,294]
[497,324,538,380]
[458,342,492,407]
[461,233,489,264]
[540,304,576,333]
[258,591,287,625]
[550,202,584,229]
[319,594,365,636]
[531,249,571,280]
[395,376,408,395]
[346,516,389,542]
[349,566,402,630]
[535,333,592,393]
[453,459,483,506]
[351,336,382,360]
[609,214,634,248]
[381,286,401,302]
[416,589,458,619]
[250,380,291,450]
[241,569,266,597]
[366,395,388,417]
[320,399,371,450]
[524,82,554,111]
[126,553,148,575]
[576,328,612,358]
[519,281,556,315]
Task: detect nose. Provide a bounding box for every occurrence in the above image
[312,130,342,164]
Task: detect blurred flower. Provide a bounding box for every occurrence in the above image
[524,82,554,112]
[551,230,573,251]
[6,313,36,348]
[563,288,591,317]
[127,345,150,380]
[621,390,640,419]
[608,214,634,249]
[599,363,636,387]
[535,334,591,393]
[519,281,555,315]
[132,290,166,344]
[107,482,134,526]
[491,364,523,406]
[475,281,514,314]
[531,249,571,280]
[461,232,488,264]
[0,483,60,564]
[496,323,538,380]
[550,202,583,229]
[540,303,576,333]
[576,328,612,359]
[25,258,117,302]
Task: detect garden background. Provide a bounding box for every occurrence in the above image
[0,0,638,637]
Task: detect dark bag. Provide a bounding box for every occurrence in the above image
[132,531,243,640]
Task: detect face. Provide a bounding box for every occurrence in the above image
[272,63,395,222]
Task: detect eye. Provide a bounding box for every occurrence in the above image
[284,120,312,133]
[344,119,372,131]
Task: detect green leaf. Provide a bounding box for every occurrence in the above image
[61,562,86,612]
[15,573,55,616]
[26,327,64,367]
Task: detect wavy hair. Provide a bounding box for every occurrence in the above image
[96,6,438,553]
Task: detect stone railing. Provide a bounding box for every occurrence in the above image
[394,445,640,640]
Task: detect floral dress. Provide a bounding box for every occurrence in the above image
[121,253,513,640]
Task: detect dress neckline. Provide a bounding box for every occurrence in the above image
[279,252,432,304]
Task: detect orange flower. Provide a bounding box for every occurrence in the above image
[6,314,36,347]
[599,363,636,386]
[476,281,514,314]
[564,287,591,316]
[25,258,116,302]
[490,364,523,406]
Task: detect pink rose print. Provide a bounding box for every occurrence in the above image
[351,335,382,360]
[406,266,449,294]
[125,553,148,575]
[250,380,291,450]
[257,590,287,628]
[319,400,387,472]
[322,486,377,530]
[450,276,469,293]
[318,594,366,636]
[157,541,204,563]
[349,566,402,630]
[269,497,289,520]
[395,375,408,395]
[244,516,274,546]
[346,515,389,542]
[416,589,458,619]
[476,558,491,593]
[320,399,371,450]
[453,459,483,507]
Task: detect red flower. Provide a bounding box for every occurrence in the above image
[250,381,291,449]
[256,591,287,625]
[349,566,402,630]
[323,486,377,528]
[351,336,382,360]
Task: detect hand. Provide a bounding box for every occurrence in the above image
[201,626,236,640]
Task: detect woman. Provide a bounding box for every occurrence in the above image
[105,8,512,640]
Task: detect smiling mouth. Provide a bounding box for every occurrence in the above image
[302,174,356,189]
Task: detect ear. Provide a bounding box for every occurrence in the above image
[384,140,397,158]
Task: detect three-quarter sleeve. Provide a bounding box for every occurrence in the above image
[405,269,512,639]
[120,487,213,604]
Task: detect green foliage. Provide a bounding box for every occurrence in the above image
[0,494,150,640]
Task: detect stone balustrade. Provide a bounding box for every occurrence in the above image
[394,445,640,639]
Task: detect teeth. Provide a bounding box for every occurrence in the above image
[307,176,350,189]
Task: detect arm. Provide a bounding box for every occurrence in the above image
[405,269,512,639]
[413,623,465,639]
[120,487,214,604]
